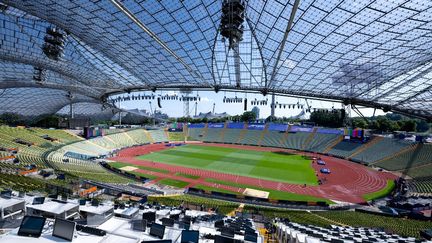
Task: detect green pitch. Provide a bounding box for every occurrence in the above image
[137,144,318,185]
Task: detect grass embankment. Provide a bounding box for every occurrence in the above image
[363,179,395,201]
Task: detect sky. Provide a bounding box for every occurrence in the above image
[115,90,386,119]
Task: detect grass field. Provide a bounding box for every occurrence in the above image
[363,180,395,201]
[158,178,189,188]
[175,172,200,179]
[204,178,333,203]
[137,145,317,185]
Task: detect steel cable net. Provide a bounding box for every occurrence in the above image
[0,0,431,119]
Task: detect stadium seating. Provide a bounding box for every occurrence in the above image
[125,129,152,144]
[105,132,137,147]
[327,140,364,158]
[0,126,56,146]
[406,163,432,179]
[351,137,415,164]
[280,132,311,150]
[188,128,204,141]
[374,143,432,171]
[167,131,185,141]
[148,129,169,143]
[305,133,341,153]
[407,177,432,195]
[0,173,47,192]
[204,128,224,143]
[239,129,263,145]
[223,128,243,144]
[260,130,286,147]
[276,220,417,243]
[90,136,119,150]
[28,128,82,144]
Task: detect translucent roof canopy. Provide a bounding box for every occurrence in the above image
[0,0,431,119]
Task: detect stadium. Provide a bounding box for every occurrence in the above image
[0,0,431,242]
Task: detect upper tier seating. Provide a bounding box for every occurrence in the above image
[351,138,415,164]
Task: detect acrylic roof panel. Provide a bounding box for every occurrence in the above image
[0,0,431,119]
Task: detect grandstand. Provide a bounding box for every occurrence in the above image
[187,124,432,197]
[374,144,432,171]
[327,140,365,158]
[351,137,415,163]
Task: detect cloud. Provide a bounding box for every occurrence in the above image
[200,97,212,102]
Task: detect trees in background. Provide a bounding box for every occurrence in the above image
[0,113,25,126]
[305,111,429,133]
[33,115,61,128]
[120,113,152,125]
[240,111,257,122]
[309,110,344,128]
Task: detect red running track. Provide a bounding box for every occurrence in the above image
[111,143,398,204]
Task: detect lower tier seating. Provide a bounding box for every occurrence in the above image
[239,130,263,145]
[328,141,364,158]
[374,144,432,171]
[204,128,224,143]
[351,138,415,164]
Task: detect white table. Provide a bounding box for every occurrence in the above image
[0,227,139,243]
[0,197,25,219]
[114,207,139,219]
[26,201,79,219]
[80,205,114,226]
[98,216,183,242]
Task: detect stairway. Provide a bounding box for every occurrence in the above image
[322,136,344,154]
[279,125,291,147]
[302,127,317,150]
[164,129,170,141]
[182,124,188,142]
[144,130,155,143]
[219,122,228,142]
[257,124,269,146]
[123,132,137,144]
[202,123,209,140]
[348,136,383,159]
[237,123,248,144]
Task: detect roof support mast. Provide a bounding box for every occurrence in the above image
[267,0,301,89]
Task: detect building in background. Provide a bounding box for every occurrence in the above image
[252,106,260,119]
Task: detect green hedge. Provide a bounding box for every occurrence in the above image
[148,195,239,215]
